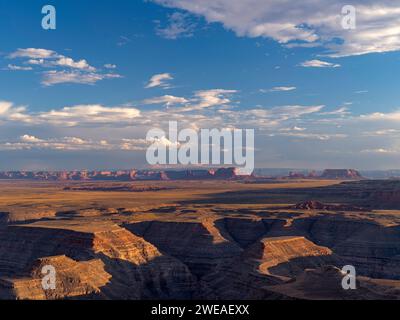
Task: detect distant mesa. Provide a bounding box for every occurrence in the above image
[213,167,239,179]
[320,169,363,180]
[287,170,318,179]
[284,169,364,180]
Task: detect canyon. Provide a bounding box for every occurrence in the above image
[0,178,399,299]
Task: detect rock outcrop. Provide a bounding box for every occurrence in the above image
[0,256,111,300]
[244,236,337,278]
[320,169,363,180]
[291,200,365,211]
[0,223,196,299]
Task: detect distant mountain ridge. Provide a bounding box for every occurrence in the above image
[0,168,242,181]
[0,167,367,181]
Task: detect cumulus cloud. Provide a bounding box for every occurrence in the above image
[27,59,45,65]
[0,101,142,127]
[0,135,153,152]
[37,104,141,126]
[8,48,120,86]
[180,89,237,112]
[1,136,99,151]
[146,136,180,148]
[52,57,96,71]
[9,48,94,71]
[299,59,341,68]
[9,48,56,59]
[120,138,151,151]
[142,95,189,106]
[145,73,173,88]
[20,135,43,143]
[153,0,400,57]
[0,101,30,122]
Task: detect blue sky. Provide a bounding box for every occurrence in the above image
[1,0,400,170]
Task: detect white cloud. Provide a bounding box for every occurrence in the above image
[20,135,43,143]
[361,148,398,154]
[52,57,96,71]
[142,95,188,106]
[1,136,104,151]
[0,101,30,122]
[280,126,306,132]
[267,86,296,92]
[120,138,150,151]
[270,132,347,140]
[268,105,324,118]
[299,59,341,68]
[321,107,350,116]
[8,48,120,86]
[366,129,400,136]
[104,64,117,69]
[37,104,141,126]
[9,48,56,59]
[27,59,45,65]
[41,70,121,86]
[0,135,154,152]
[226,105,325,129]
[6,64,33,71]
[145,73,173,88]
[0,101,13,115]
[0,94,323,134]
[152,0,400,57]
[156,12,197,39]
[360,111,400,121]
[180,89,237,111]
